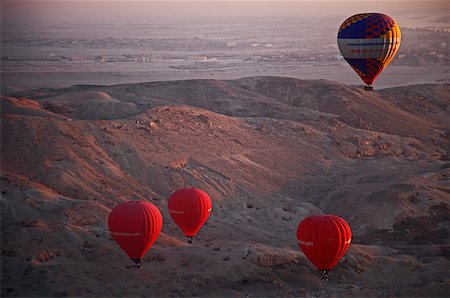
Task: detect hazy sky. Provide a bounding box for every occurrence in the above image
[1,1,447,27]
[1,0,442,1]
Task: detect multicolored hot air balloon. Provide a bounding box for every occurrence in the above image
[296,214,352,281]
[338,13,401,90]
[108,200,163,268]
[168,188,212,243]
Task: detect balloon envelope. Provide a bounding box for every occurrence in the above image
[168,188,212,237]
[108,200,163,261]
[296,214,352,271]
[337,13,401,86]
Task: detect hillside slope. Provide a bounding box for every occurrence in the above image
[1,77,449,297]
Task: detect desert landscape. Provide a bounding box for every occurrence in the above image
[1,76,449,296]
[1,1,450,297]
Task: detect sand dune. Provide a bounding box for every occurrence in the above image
[1,77,449,297]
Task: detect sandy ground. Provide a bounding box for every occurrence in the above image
[1,77,449,297]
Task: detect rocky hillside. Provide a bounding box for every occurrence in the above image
[1,77,449,297]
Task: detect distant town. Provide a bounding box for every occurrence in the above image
[2,28,448,67]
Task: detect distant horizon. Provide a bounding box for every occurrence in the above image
[2,0,446,2]
[3,0,446,2]
[2,0,447,26]
[1,0,448,91]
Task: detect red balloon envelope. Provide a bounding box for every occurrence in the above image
[108,200,163,266]
[297,214,352,274]
[168,188,212,240]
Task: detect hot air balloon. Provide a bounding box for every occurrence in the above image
[168,188,212,243]
[108,200,163,268]
[337,13,401,90]
[296,214,352,281]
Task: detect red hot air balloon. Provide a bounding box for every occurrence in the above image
[108,200,163,267]
[296,214,352,280]
[168,188,212,243]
